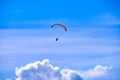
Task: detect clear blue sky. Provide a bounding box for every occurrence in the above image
[0,0,120,28]
[0,0,120,80]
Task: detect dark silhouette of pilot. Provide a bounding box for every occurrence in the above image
[56,38,58,41]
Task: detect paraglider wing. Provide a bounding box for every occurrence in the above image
[51,23,67,31]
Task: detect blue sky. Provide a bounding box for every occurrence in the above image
[0,0,120,80]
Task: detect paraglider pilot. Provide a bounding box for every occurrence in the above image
[56,38,58,41]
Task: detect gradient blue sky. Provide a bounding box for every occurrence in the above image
[0,0,120,80]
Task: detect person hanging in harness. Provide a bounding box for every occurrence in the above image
[55,38,58,41]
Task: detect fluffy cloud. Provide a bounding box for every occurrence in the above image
[15,59,111,80]
[15,59,61,80]
[83,65,112,79]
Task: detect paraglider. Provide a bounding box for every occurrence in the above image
[51,23,67,31]
[51,23,67,41]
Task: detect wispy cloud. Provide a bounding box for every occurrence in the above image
[6,18,70,28]
[0,27,119,54]
[88,13,120,26]
[5,79,12,80]
[1,13,120,54]
[4,13,120,30]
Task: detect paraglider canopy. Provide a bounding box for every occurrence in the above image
[51,23,67,31]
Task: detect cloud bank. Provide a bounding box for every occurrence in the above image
[15,59,111,80]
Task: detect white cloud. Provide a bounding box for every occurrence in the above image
[15,59,111,80]
[15,59,83,80]
[83,65,112,79]
[61,69,84,80]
